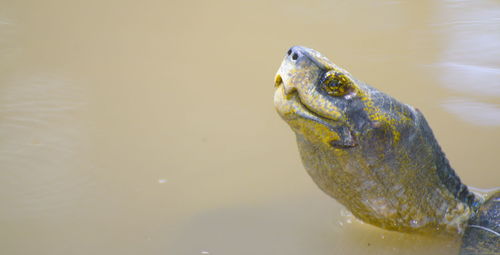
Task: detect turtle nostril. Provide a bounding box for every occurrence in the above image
[292,53,299,60]
[287,49,292,56]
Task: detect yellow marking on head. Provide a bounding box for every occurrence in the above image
[360,94,401,143]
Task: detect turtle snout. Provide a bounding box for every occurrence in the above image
[287,46,306,62]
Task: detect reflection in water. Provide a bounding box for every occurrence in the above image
[437,62,500,96]
[443,98,500,126]
[434,0,500,124]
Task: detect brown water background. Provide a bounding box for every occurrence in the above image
[1,0,499,254]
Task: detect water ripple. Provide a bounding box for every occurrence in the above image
[442,98,500,126]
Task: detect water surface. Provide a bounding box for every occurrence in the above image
[1,0,499,254]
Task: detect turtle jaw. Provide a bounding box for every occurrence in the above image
[274,47,341,118]
[273,46,363,149]
[274,69,357,149]
[274,79,339,133]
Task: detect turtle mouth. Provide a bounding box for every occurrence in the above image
[291,93,340,131]
[274,74,339,131]
[274,72,357,148]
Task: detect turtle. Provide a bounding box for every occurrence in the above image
[273,46,499,254]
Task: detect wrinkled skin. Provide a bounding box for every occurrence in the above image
[273,46,483,236]
[460,192,500,255]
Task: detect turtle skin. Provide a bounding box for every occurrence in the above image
[274,46,500,254]
[460,191,500,255]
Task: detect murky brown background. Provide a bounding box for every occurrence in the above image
[1,0,499,254]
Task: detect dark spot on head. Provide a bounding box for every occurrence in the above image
[292,53,299,60]
[329,129,357,149]
[287,49,292,56]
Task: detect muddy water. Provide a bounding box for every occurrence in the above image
[1,0,499,254]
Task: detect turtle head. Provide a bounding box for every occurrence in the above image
[274,46,363,149]
[274,46,406,150]
[273,46,479,235]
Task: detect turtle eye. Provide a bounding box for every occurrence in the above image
[321,71,353,97]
